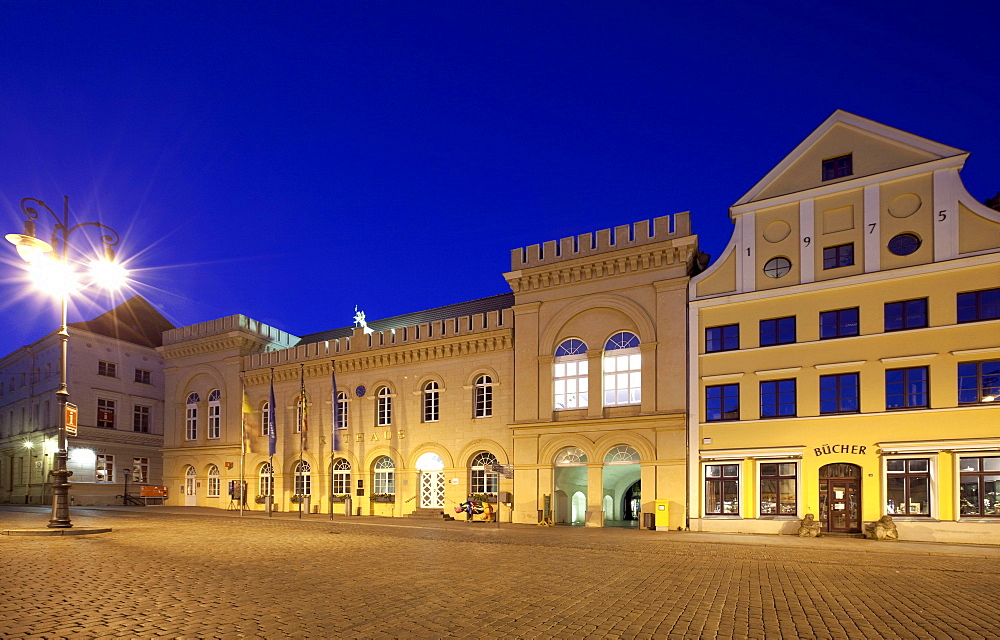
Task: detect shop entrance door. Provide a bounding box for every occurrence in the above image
[818,463,861,533]
[419,471,444,508]
[184,466,197,507]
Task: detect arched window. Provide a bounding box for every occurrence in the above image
[185,392,200,440]
[474,375,493,418]
[604,445,640,464]
[294,460,312,496]
[470,451,498,495]
[207,464,221,497]
[377,387,392,426]
[423,381,439,422]
[554,446,588,466]
[603,331,641,406]
[258,462,273,497]
[331,458,351,496]
[336,392,348,430]
[554,339,588,410]
[261,401,270,437]
[373,455,395,495]
[207,389,221,439]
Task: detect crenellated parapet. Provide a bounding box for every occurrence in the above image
[161,315,298,352]
[509,212,691,270]
[243,307,513,383]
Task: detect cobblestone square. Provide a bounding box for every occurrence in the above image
[2,506,999,639]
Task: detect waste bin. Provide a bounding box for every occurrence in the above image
[654,499,670,530]
[642,513,655,529]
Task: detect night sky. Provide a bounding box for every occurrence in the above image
[2,2,997,356]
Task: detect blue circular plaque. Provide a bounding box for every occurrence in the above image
[355,385,366,398]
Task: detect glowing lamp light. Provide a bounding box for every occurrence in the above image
[27,258,80,297]
[983,395,997,403]
[88,258,129,290]
[5,219,54,263]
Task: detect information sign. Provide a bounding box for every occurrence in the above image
[65,403,78,437]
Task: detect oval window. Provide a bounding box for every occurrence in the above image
[763,256,792,278]
[887,233,921,256]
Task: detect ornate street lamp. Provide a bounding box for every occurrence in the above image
[6,196,127,528]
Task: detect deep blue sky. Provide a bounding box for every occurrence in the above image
[2,1,997,356]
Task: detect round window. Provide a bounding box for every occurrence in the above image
[763,256,792,278]
[887,233,921,256]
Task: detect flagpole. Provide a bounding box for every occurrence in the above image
[299,363,304,520]
[268,367,276,518]
[330,359,338,521]
[240,370,246,516]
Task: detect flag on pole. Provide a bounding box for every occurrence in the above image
[241,374,252,454]
[331,360,341,452]
[268,370,277,457]
[299,364,308,451]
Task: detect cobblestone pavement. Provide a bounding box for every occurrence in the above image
[2,506,999,639]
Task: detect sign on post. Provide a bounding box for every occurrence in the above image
[491,464,514,479]
[65,403,78,437]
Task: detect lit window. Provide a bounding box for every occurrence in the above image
[336,392,348,430]
[474,375,493,418]
[294,460,311,496]
[470,451,498,495]
[886,459,930,516]
[822,243,854,269]
[759,463,797,516]
[884,299,927,332]
[821,154,852,181]
[96,454,114,483]
[207,465,221,498]
[97,398,116,429]
[331,458,351,496]
[603,332,641,406]
[959,457,1000,517]
[373,456,395,495]
[260,402,270,437]
[132,457,149,483]
[554,339,588,410]
[705,464,739,515]
[258,462,274,498]
[423,381,439,422]
[376,387,392,426]
[207,389,221,439]
[133,404,151,433]
[98,361,117,378]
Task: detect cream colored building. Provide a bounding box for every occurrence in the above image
[159,213,699,528]
[0,296,173,506]
[688,111,1000,543]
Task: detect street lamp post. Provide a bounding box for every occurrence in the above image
[6,196,127,528]
[122,467,131,506]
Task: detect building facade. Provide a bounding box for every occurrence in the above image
[0,296,173,506]
[688,111,1000,543]
[159,214,698,528]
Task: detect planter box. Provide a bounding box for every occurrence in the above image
[372,496,395,503]
[330,496,350,503]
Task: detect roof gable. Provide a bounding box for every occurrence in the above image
[735,110,966,208]
[68,295,175,348]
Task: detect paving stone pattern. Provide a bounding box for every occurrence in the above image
[2,506,999,639]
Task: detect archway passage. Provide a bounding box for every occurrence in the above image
[819,463,862,533]
[602,445,641,527]
[554,447,588,524]
[623,480,641,521]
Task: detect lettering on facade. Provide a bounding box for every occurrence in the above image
[352,431,405,443]
[814,444,867,456]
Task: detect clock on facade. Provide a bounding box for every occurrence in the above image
[355,385,366,398]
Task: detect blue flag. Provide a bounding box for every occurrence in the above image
[268,373,277,457]
[332,361,341,452]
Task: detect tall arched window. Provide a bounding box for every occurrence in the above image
[373,456,395,495]
[474,375,493,418]
[336,392,348,429]
[259,462,273,497]
[331,458,351,496]
[470,451,498,495]
[207,389,221,439]
[261,401,270,437]
[554,339,588,410]
[294,460,311,496]
[603,331,641,406]
[377,387,392,426]
[423,381,439,422]
[185,393,200,440]
[207,464,221,497]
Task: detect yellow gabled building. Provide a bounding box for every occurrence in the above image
[687,111,1000,543]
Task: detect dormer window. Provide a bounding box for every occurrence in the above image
[822,153,852,181]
